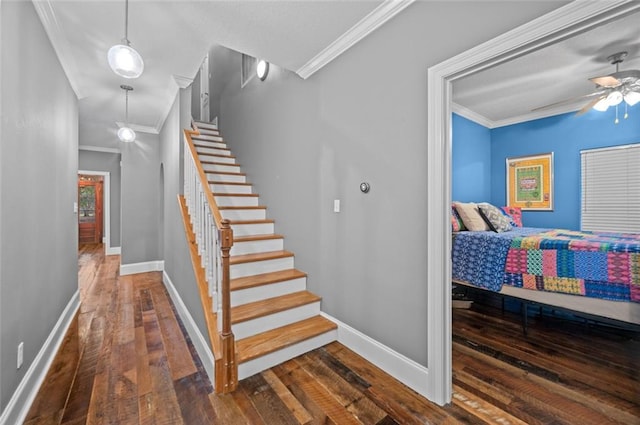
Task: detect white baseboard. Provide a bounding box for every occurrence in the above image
[106,246,121,256]
[320,312,429,399]
[0,291,80,425]
[120,260,164,276]
[162,271,215,385]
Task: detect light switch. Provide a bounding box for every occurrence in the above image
[333,199,340,213]
[73,202,78,214]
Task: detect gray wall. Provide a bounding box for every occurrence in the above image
[191,69,202,121]
[78,150,122,248]
[120,133,162,265]
[0,0,78,412]
[216,1,567,366]
[159,89,208,338]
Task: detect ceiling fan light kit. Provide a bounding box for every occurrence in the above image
[108,0,144,79]
[534,51,640,123]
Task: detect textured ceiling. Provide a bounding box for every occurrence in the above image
[453,9,640,127]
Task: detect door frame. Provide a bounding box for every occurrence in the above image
[78,177,103,244]
[424,0,638,405]
[200,53,210,122]
[78,170,117,255]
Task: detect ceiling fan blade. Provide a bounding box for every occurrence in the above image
[590,75,621,88]
[576,95,606,116]
[531,90,606,112]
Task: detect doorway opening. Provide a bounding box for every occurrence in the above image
[78,174,104,245]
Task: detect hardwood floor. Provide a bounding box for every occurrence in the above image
[25,244,640,424]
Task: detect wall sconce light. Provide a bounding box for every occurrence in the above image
[257,59,269,81]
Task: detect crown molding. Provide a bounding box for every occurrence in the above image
[451,103,494,128]
[116,121,159,135]
[79,145,121,154]
[452,102,581,129]
[32,0,85,99]
[296,0,415,79]
[173,74,194,89]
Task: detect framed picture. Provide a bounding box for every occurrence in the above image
[506,152,553,211]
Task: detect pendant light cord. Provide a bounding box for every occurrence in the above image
[125,89,129,125]
[124,0,129,44]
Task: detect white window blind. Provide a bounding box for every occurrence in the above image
[581,143,640,233]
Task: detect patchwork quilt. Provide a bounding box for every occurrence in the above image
[452,228,640,303]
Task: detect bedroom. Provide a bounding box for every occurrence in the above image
[450,7,640,323]
[445,7,639,423]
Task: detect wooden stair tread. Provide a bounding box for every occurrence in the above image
[194,143,228,150]
[206,171,246,176]
[231,291,321,324]
[237,316,337,364]
[214,193,258,197]
[201,160,239,166]
[219,205,266,211]
[230,250,293,265]
[234,233,282,242]
[209,181,251,186]
[229,219,274,225]
[231,269,307,292]
[198,153,234,159]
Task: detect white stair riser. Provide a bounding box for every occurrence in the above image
[231,238,283,256]
[194,133,222,140]
[206,173,246,183]
[231,257,294,279]
[210,183,252,194]
[192,138,226,148]
[215,196,259,207]
[230,222,274,237]
[238,330,337,380]
[231,277,306,307]
[195,121,218,129]
[196,146,231,156]
[197,128,220,135]
[202,156,236,165]
[221,208,266,221]
[202,163,241,173]
[232,302,320,340]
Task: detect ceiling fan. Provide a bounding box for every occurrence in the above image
[533,51,640,122]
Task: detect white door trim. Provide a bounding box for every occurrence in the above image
[200,53,210,122]
[425,0,639,405]
[78,170,118,255]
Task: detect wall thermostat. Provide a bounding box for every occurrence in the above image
[360,182,370,193]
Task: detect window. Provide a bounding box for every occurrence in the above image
[241,54,256,88]
[581,143,640,232]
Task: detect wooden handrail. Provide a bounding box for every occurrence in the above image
[184,129,224,227]
[183,127,237,393]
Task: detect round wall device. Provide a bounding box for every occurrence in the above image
[360,182,370,193]
[256,60,270,81]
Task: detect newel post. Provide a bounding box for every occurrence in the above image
[217,219,237,393]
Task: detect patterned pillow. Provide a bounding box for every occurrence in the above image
[451,204,466,232]
[478,203,513,233]
[501,206,523,227]
[453,202,490,231]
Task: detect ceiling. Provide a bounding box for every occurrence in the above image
[35,0,395,145]
[453,9,640,128]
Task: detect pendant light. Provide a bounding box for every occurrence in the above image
[108,0,144,79]
[118,85,136,143]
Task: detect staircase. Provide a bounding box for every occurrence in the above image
[189,120,337,382]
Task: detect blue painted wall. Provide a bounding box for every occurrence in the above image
[452,113,492,202]
[490,107,640,229]
[452,106,640,229]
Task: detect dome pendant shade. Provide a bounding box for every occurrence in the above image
[118,126,136,143]
[108,43,144,79]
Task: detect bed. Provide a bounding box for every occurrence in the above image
[451,227,640,326]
